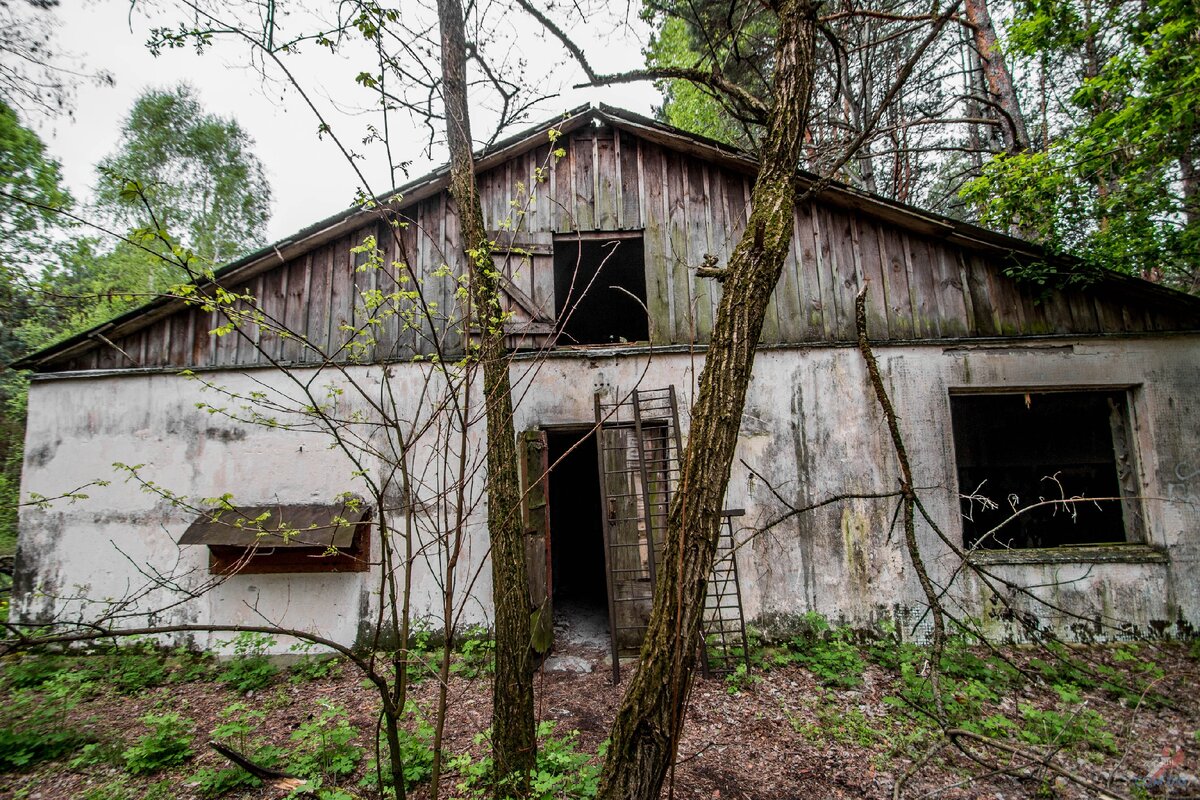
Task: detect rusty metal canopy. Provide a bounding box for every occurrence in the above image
[179,501,369,549]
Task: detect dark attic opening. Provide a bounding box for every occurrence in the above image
[951,390,1140,550]
[553,233,649,345]
[545,429,609,639]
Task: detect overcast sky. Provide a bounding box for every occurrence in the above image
[34,0,661,244]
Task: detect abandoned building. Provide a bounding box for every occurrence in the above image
[11,105,1200,662]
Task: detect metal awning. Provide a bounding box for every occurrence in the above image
[178,500,369,549]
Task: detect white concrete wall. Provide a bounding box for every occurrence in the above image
[15,333,1200,650]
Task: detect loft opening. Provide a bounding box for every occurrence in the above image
[544,429,609,637]
[950,390,1141,550]
[553,231,648,345]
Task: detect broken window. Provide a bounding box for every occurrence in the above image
[178,499,372,574]
[553,233,649,345]
[950,390,1141,550]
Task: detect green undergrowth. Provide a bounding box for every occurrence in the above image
[726,614,1167,757]
[451,720,605,800]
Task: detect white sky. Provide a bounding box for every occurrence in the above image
[33,0,662,244]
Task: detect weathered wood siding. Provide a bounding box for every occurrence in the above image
[54,124,1198,373]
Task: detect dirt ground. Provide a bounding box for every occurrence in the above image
[2,639,1199,800]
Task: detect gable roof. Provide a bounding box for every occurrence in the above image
[13,104,1200,371]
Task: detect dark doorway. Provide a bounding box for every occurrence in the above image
[553,235,649,345]
[546,429,609,639]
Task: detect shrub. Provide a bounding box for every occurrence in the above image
[288,699,362,781]
[0,719,93,771]
[452,721,603,800]
[0,687,94,771]
[217,632,278,693]
[452,626,495,678]
[360,701,437,792]
[123,712,194,775]
[290,641,339,682]
[781,613,866,688]
[103,640,171,694]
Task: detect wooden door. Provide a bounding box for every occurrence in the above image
[521,429,553,653]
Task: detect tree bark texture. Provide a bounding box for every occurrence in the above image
[437,0,536,793]
[964,0,1030,152]
[595,2,818,798]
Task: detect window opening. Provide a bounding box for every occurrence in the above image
[553,234,648,345]
[950,390,1139,550]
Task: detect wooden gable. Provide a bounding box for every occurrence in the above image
[17,106,1200,374]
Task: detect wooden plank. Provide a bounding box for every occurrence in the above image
[620,132,641,229]
[387,212,419,359]
[154,311,172,367]
[168,308,192,366]
[235,280,260,366]
[262,264,288,362]
[928,241,968,337]
[489,231,554,255]
[707,166,728,339]
[793,202,825,341]
[95,337,117,371]
[433,195,461,355]
[779,200,807,342]
[981,256,1026,335]
[327,234,355,360]
[353,222,378,362]
[691,160,715,340]
[305,241,333,362]
[213,287,240,366]
[372,224,400,361]
[528,253,556,322]
[280,255,310,362]
[127,331,146,369]
[1093,294,1128,333]
[532,143,553,232]
[664,149,691,343]
[552,137,573,232]
[595,133,619,230]
[810,204,838,340]
[1065,292,1101,334]
[108,332,134,368]
[951,248,977,336]
[1036,283,1075,335]
[963,253,998,336]
[191,309,213,366]
[573,135,595,230]
[853,217,890,340]
[826,207,860,340]
[639,143,672,342]
[876,224,914,339]
[904,232,941,339]
[684,159,712,340]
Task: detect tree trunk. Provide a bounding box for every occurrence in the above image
[595,2,817,798]
[964,0,1030,152]
[436,0,536,794]
[1179,147,1199,291]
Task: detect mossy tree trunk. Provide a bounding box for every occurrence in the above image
[595,2,818,798]
[437,0,536,794]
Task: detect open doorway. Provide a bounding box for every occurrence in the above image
[545,429,609,647]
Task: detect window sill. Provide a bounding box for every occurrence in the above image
[966,543,1168,566]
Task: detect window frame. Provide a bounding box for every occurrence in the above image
[551,230,650,346]
[946,385,1147,555]
[179,503,373,576]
